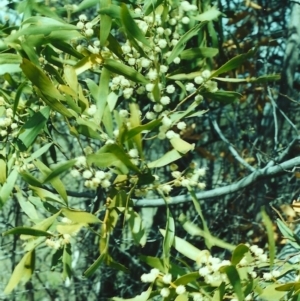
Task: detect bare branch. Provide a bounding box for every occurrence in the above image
[134,156,300,207]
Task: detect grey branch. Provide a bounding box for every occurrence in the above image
[134,156,300,207]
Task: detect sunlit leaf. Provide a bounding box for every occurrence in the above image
[148,149,182,168]
[0,157,6,184]
[170,137,194,154]
[4,250,35,294]
[193,6,221,21]
[262,207,275,266]
[160,229,210,263]
[61,208,102,224]
[56,223,85,235]
[0,169,18,206]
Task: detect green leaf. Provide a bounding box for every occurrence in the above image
[62,244,72,280]
[209,48,256,79]
[120,3,151,48]
[180,47,219,60]
[127,208,147,246]
[275,283,300,292]
[0,53,22,64]
[84,236,109,277]
[0,157,6,184]
[13,81,28,117]
[277,219,294,240]
[0,169,18,206]
[193,6,221,21]
[261,207,275,267]
[2,227,52,237]
[17,106,50,151]
[148,149,182,168]
[202,91,241,104]
[20,211,61,240]
[96,67,110,124]
[125,119,161,141]
[103,59,148,84]
[16,191,39,220]
[260,283,288,301]
[34,159,68,204]
[97,144,141,173]
[163,209,175,272]
[179,214,235,251]
[61,208,102,224]
[99,5,122,19]
[20,58,64,100]
[129,103,143,156]
[219,265,244,301]
[42,159,76,183]
[139,255,165,271]
[100,0,112,47]
[167,22,207,64]
[73,0,99,12]
[143,0,164,16]
[29,186,65,205]
[174,294,189,301]
[250,74,281,83]
[173,272,200,286]
[231,244,249,266]
[4,250,35,294]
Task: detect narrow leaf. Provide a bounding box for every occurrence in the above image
[61,208,102,224]
[167,22,207,64]
[103,59,148,84]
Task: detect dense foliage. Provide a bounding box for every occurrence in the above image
[1,0,300,300]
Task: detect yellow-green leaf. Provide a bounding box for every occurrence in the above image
[61,208,102,224]
[170,137,194,154]
[4,250,35,294]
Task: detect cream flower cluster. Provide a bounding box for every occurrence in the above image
[140,269,186,298]
[0,102,18,137]
[70,156,112,189]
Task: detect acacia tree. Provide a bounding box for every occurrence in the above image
[1,0,300,300]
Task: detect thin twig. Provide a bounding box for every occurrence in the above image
[211,118,256,172]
